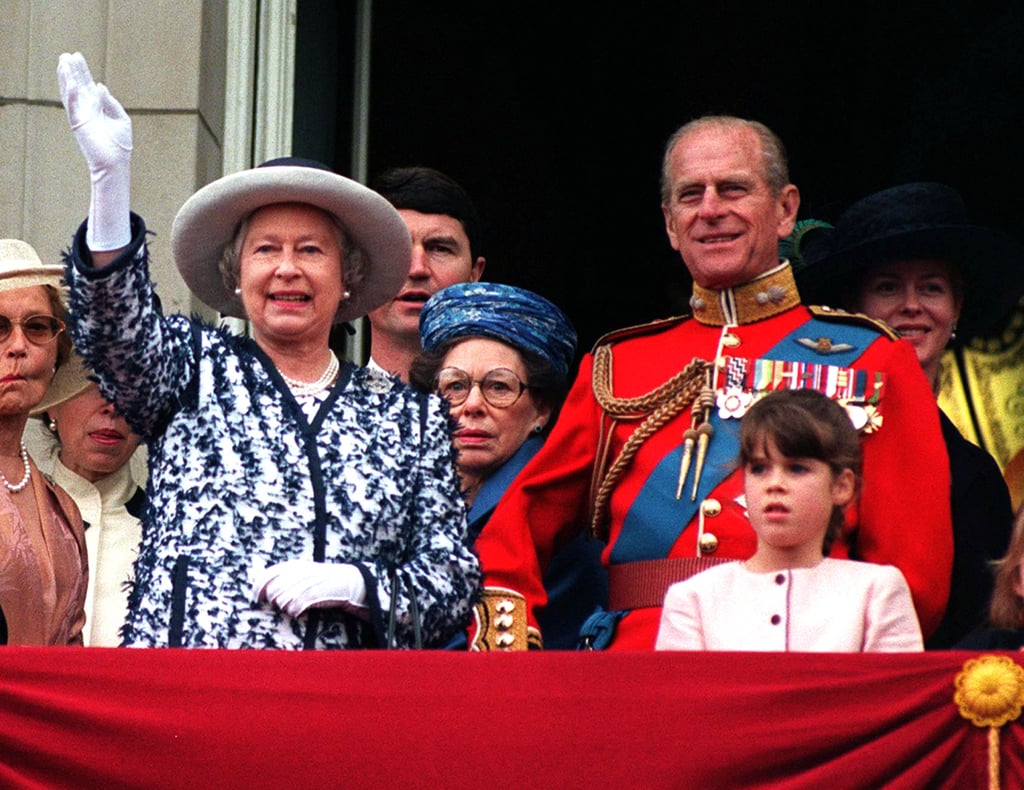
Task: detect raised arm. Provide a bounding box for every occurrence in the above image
[57,51,196,438]
[57,51,132,267]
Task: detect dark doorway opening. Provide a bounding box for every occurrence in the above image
[295,2,1024,359]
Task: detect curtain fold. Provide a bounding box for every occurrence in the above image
[0,647,1018,788]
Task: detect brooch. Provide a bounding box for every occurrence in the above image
[796,336,854,355]
[363,368,394,394]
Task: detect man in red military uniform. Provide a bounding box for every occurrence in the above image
[470,115,952,650]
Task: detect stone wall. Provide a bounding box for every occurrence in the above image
[0,0,228,320]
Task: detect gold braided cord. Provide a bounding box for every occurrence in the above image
[589,349,710,539]
[989,727,999,790]
[592,345,711,418]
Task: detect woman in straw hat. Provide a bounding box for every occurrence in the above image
[57,52,479,649]
[0,238,87,645]
[25,352,146,647]
[794,181,1018,649]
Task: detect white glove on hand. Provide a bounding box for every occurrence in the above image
[57,51,132,251]
[253,560,368,619]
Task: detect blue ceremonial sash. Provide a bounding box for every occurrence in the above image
[611,317,881,563]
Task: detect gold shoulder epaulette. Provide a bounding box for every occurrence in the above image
[590,314,690,354]
[808,304,899,341]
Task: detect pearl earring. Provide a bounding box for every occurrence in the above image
[48,417,57,433]
[342,290,351,301]
[234,287,242,296]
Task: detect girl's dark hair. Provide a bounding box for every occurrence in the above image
[739,389,862,555]
[409,337,569,432]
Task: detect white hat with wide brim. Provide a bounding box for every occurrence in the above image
[0,239,65,293]
[170,160,411,324]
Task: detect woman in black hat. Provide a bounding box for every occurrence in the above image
[57,52,480,649]
[795,182,1018,649]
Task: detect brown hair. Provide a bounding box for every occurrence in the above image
[739,389,862,555]
[988,508,1024,629]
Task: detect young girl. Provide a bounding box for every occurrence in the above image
[656,388,923,652]
[956,507,1024,650]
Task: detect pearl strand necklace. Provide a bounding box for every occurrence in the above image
[280,351,340,397]
[0,442,31,494]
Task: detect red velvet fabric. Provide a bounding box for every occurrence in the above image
[0,648,1018,788]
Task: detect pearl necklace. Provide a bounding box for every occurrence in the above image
[280,351,340,397]
[0,442,31,494]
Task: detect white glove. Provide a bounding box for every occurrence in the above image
[57,51,132,251]
[253,560,368,619]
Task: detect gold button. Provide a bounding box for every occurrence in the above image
[700,498,721,517]
[722,333,740,348]
[698,532,719,553]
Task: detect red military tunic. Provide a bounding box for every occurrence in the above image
[471,264,952,650]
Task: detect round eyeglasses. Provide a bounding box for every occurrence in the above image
[0,315,66,345]
[434,367,535,409]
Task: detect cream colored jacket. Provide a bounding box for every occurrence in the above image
[25,420,145,646]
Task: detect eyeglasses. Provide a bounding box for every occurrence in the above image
[0,315,65,345]
[434,367,534,409]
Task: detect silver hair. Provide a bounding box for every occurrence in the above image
[660,115,791,204]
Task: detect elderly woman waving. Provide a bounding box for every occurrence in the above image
[57,52,479,649]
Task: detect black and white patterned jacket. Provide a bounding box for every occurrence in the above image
[65,215,481,649]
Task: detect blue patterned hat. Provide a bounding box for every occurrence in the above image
[420,283,577,377]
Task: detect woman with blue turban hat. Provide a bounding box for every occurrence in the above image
[418,282,577,378]
[413,282,607,649]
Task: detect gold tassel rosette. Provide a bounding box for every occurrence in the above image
[954,654,1024,789]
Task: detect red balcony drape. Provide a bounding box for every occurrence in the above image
[0,648,1019,788]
